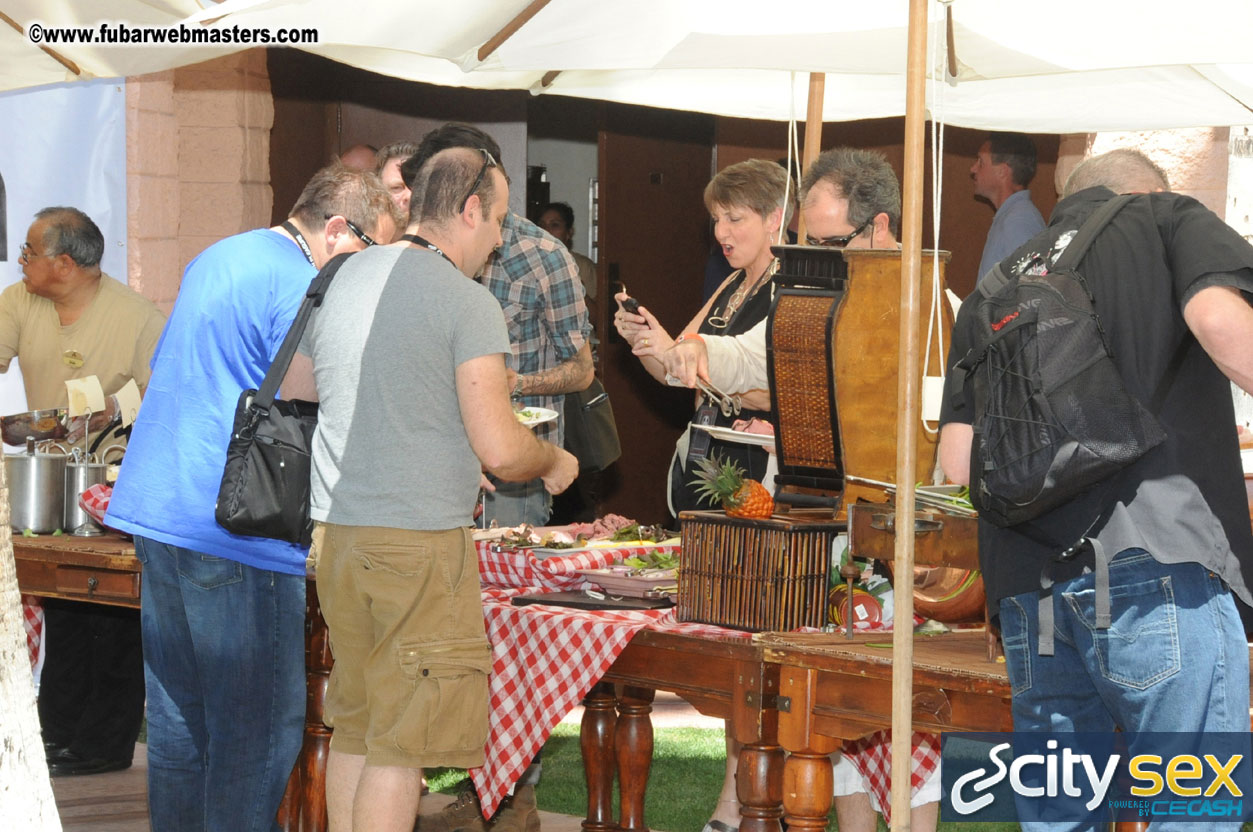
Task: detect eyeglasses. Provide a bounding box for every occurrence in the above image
[326,215,376,247]
[805,217,873,248]
[18,242,53,265]
[343,218,376,247]
[459,148,498,214]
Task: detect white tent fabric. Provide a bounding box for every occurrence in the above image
[2,0,1252,130]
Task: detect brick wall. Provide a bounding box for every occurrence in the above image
[125,49,273,313]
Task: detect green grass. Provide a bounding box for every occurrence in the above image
[429,724,818,832]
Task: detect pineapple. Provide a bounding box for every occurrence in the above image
[691,453,774,519]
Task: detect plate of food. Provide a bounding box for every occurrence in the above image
[515,407,559,428]
[576,565,678,599]
[691,423,775,447]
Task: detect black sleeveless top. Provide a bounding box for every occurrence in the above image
[669,266,777,516]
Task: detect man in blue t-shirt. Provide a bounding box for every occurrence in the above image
[970,132,1045,287]
[106,163,397,832]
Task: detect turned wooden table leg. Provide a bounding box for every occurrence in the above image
[733,660,783,832]
[278,578,333,832]
[616,685,655,832]
[777,667,840,831]
[581,682,619,832]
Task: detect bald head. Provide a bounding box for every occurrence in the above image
[1063,149,1170,198]
[339,144,378,172]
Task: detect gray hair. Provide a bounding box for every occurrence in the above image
[290,161,398,237]
[375,140,420,176]
[800,147,901,238]
[1063,149,1170,198]
[35,207,104,268]
[412,147,499,228]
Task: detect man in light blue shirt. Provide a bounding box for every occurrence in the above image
[971,132,1046,285]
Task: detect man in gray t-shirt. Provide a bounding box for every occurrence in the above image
[290,147,577,831]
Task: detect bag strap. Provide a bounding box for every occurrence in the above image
[1051,193,1136,273]
[253,251,352,411]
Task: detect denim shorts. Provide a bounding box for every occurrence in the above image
[311,523,491,769]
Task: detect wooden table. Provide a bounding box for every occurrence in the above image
[581,627,1011,832]
[12,532,324,832]
[581,629,782,832]
[761,630,1010,829]
[13,532,141,608]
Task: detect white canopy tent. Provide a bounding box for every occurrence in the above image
[1,0,1252,131]
[4,1,1251,827]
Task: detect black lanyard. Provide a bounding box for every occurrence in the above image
[401,234,456,270]
[281,221,315,266]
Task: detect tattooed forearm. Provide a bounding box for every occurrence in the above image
[519,341,594,396]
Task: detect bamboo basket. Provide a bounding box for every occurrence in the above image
[677,510,842,631]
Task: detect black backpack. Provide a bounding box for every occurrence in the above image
[955,194,1179,528]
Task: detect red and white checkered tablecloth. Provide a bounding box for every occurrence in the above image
[467,544,936,819]
[21,595,42,672]
[474,540,679,593]
[842,729,942,824]
[469,589,678,815]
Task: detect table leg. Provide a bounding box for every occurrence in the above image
[732,659,783,832]
[278,580,332,832]
[616,685,655,832]
[777,667,839,831]
[581,682,618,832]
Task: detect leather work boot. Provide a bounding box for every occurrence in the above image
[415,783,540,832]
[416,782,485,832]
[488,784,540,832]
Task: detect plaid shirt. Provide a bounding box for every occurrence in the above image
[480,213,590,445]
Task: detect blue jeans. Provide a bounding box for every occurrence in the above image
[135,537,306,832]
[482,477,551,527]
[999,549,1249,831]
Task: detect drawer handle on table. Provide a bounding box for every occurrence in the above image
[86,576,98,597]
[868,513,943,535]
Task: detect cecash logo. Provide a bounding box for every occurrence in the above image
[941,733,1253,824]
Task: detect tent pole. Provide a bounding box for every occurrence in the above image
[0,11,81,76]
[892,0,928,829]
[797,72,825,242]
[478,0,552,62]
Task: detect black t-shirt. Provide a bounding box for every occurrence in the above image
[940,187,1253,609]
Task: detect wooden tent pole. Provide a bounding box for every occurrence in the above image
[891,0,928,829]
[796,72,825,242]
[478,0,552,62]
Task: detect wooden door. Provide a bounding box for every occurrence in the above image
[596,106,714,524]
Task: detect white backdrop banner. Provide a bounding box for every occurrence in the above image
[0,78,127,419]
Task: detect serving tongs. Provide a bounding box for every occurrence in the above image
[665,374,741,418]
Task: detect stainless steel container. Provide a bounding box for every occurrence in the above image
[6,438,68,534]
[65,458,109,536]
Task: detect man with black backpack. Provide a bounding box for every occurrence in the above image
[939,149,1253,761]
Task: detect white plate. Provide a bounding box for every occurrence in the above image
[515,407,559,428]
[692,423,775,447]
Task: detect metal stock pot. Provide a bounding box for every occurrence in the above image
[6,438,68,534]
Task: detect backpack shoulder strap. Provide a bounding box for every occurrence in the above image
[1051,194,1136,273]
[976,261,1010,298]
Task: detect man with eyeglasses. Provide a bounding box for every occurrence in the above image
[2,206,165,778]
[295,144,577,832]
[105,162,397,832]
[402,124,593,532]
[660,147,944,832]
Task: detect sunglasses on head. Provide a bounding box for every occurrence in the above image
[459,148,498,214]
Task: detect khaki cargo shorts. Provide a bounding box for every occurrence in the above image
[311,522,491,769]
